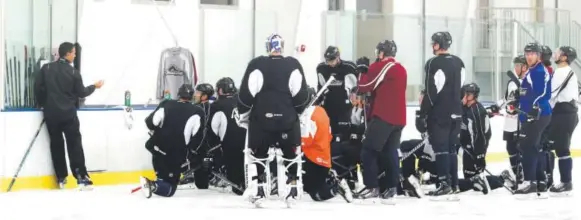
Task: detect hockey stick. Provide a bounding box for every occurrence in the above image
[6,119,45,192]
[460,146,515,194]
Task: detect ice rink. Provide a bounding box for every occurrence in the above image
[0,160,579,220]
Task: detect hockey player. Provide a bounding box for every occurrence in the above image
[546,46,579,194]
[300,87,353,202]
[316,46,358,145]
[541,45,554,74]
[490,55,527,186]
[417,31,465,197]
[355,39,407,203]
[207,77,247,195]
[510,42,552,197]
[237,34,309,205]
[140,84,206,198]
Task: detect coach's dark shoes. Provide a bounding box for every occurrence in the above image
[57,178,67,189]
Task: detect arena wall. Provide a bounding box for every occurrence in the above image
[0,107,580,192]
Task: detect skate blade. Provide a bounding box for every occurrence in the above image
[251,197,266,208]
[429,194,459,202]
[77,185,93,191]
[380,198,396,205]
[549,191,573,197]
[177,183,197,190]
[514,193,538,200]
[353,198,380,205]
[139,177,152,199]
[285,198,297,208]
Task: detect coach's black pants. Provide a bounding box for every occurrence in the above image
[360,117,403,189]
[45,115,88,180]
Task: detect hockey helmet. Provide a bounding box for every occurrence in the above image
[513,55,526,65]
[375,40,397,57]
[265,33,284,54]
[461,83,480,99]
[556,46,577,64]
[178,84,195,100]
[324,46,340,61]
[195,83,215,98]
[216,77,237,95]
[541,45,552,66]
[431,31,452,50]
[524,42,542,54]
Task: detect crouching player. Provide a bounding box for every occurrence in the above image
[301,88,353,203]
[140,84,206,198]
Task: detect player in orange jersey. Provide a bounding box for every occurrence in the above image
[301,87,353,203]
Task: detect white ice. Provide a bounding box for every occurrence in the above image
[0,160,579,220]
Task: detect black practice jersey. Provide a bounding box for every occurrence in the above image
[420,54,465,123]
[238,55,309,131]
[460,102,491,155]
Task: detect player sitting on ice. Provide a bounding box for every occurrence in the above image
[454,83,511,194]
[140,84,206,198]
[301,87,353,203]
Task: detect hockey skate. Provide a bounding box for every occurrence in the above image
[549,182,573,197]
[330,170,353,203]
[427,181,456,201]
[275,148,304,208]
[402,175,423,198]
[536,181,549,199]
[500,169,516,189]
[380,188,397,205]
[354,187,381,204]
[139,176,156,199]
[243,147,276,208]
[514,180,539,200]
[471,174,489,195]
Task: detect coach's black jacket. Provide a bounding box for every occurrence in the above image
[34,59,95,121]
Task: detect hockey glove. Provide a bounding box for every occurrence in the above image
[506,101,518,115]
[356,56,370,74]
[488,104,500,114]
[529,105,540,121]
[415,110,427,133]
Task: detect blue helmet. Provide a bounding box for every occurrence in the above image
[265,34,284,54]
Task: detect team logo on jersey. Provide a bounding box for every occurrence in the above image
[265,113,273,118]
[329,79,344,87]
[281,133,288,139]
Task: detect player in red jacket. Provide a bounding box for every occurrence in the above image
[354,40,407,204]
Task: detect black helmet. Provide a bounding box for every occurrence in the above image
[431,31,452,50]
[541,45,552,66]
[461,83,480,98]
[513,55,526,65]
[178,84,194,100]
[557,46,577,64]
[195,83,215,98]
[375,40,397,57]
[216,77,237,95]
[524,42,542,53]
[324,46,340,61]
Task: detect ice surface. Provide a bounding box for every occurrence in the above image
[1,160,579,220]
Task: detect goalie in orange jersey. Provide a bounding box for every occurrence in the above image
[301,87,353,203]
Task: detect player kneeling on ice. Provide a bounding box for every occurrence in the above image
[206,77,247,195]
[301,87,353,203]
[237,34,309,207]
[140,84,206,198]
[454,83,511,194]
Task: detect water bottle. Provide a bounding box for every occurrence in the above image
[124,90,131,107]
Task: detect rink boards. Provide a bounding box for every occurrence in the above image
[0,106,580,192]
